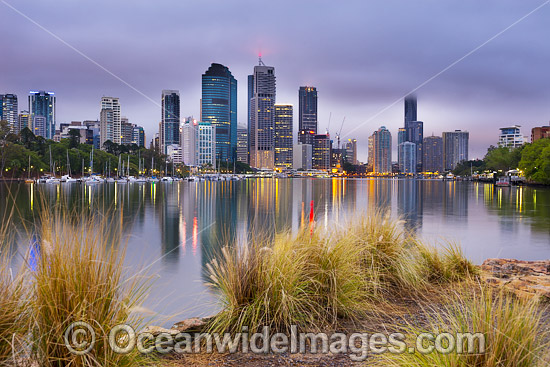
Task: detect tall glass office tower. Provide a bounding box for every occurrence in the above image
[161,90,180,154]
[201,63,237,162]
[248,57,276,169]
[29,91,55,139]
[298,86,317,145]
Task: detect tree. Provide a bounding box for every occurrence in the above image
[483,146,523,172]
[0,120,11,177]
[68,129,81,149]
[20,127,36,149]
[519,139,550,184]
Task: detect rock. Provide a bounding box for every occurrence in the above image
[481,259,550,300]
[172,317,208,333]
[142,325,180,336]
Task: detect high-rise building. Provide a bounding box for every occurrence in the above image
[406,121,423,171]
[293,143,312,170]
[0,94,18,132]
[397,127,406,170]
[403,95,423,171]
[532,125,550,142]
[498,125,527,148]
[274,104,293,169]
[132,125,145,147]
[404,94,417,125]
[372,126,392,174]
[443,130,469,171]
[161,90,180,154]
[313,134,331,171]
[201,63,237,162]
[84,120,101,148]
[197,122,216,168]
[345,139,357,164]
[181,117,198,166]
[298,86,318,145]
[248,58,276,169]
[18,110,32,132]
[32,116,47,138]
[99,96,121,147]
[398,141,416,174]
[29,91,56,139]
[423,135,443,173]
[121,117,134,145]
[236,124,248,163]
[367,135,374,168]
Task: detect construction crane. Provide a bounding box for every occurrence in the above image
[334,117,346,171]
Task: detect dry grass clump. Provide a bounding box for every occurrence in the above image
[206,212,478,334]
[382,286,548,367]
[31,209,152,367]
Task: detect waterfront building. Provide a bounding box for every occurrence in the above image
[398,141,416,174]
[160,90,180,154]
[293,143,312,170]
[201,63,237,162]
[181,117,197,166]
[404,94,417,125]
[367,135,374,168]
[236,125,248,163]
[83,120,101,148]
[29,91,56,139]
[133,125,145,147]
[406,120,423,172]
[0,94,18,132]
[397,127,406,170]
[248,57,276,169]
[99,96,121,147]
[274,104,293,169]
[345,139,358,164]
[442,130,469,171]
[498,125,527,148]
[166,144,183,164]
[423,135,443,173]
[532,125,550,142]
[32,116,47,138]
[313,134,331,171]
[18,110,32,132]
[372,126,392,174]
[121,117,134,145]
[298,86,318,145]
[197,122,216,168]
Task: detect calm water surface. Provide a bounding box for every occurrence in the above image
[1,179,549,324]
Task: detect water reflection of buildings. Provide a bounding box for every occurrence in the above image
[397,179,423,234]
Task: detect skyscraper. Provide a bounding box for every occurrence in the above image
[18,110,32,132]
[345,139,357,165]
[404,94,417,125]
[274,104,293,169]
[0,94,18,132]
[372,126,392,174]
[236,125,248,164]
[120,117,134,145]
[298,86,318,145]
[248,58,276,169]
[423,135,443,173]
[29,91,55,139]
[403,95,423,171]
[367,135,374,168]
[313,134,331,171]
[443,130,469,171]
[398,141,416,174]
[161,90,180,154]
[181,117,197,166]
[201,63,237,162]
[132,125,145,147]
[196,122,216,168]
[99,96,121,147]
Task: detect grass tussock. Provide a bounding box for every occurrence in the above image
[383,286,549,367]
[206,212,479,334]
[31,209,152,367]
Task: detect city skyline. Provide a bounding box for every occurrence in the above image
[1,1,549,160]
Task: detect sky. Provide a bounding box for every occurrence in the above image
[1,0,549,161]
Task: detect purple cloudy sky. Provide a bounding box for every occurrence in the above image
[1,0,549,160]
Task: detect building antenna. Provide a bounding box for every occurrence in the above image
[258,53,265,66]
